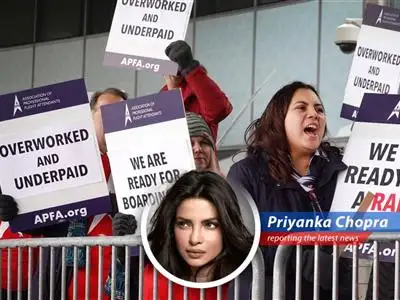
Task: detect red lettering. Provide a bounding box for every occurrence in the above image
[382,193,396,212]
[370,193,385,211]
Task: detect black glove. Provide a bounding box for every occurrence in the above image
[113,213,138,264]
[165,40,199,76]
[112,212,138,236]
[0,194,18,222]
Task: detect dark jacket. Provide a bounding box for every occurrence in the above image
[161,65,232,143]
[227,147,352,300]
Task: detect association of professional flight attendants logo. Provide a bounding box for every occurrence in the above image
[13,95,22,116]
[387,100,400,120]
[376,9,383,24]
[125,103,132,126]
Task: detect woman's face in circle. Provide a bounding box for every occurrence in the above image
[174,198,223,276]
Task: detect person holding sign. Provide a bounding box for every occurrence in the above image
[162,40,233,142]
[0,87,133,300]
[227,81,352,299]
[186,112,223,176]
[91,87,129,155]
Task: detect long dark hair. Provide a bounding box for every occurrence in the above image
[148,170,253,281]
[245,81,330,184]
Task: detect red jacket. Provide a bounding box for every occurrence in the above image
[0,223,38,291]
[67,154,113,299]
[161,66,233,143]
[143,264,228,300]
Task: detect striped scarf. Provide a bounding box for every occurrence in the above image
[292,150,327,215]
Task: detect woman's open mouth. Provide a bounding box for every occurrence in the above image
[304,123,319,137]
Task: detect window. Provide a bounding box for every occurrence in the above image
[0,1,35,47]
[196,0,253,17]
[36,0,84,42]
[392,0,400,9]
[87,0,117,35]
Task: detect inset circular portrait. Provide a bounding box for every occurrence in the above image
[141,170,260,289]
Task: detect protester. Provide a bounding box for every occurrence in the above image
[162,40,233,143]
[227,81,352,299]
[0,87,134,299]
[186,112,223,176]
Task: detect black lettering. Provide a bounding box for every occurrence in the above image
[17,142,25,154]
[357,167,369,184]
[122,197,130,209]
[14,177,23,190]
[351,191,365,209]
[79,129,89,141]
[72,130,80,142]
[179,2,186,11]
[173,169,180,181]
[33,174,42,186]
[24,176,33,187]
[136,195,143,207]
[160,152,168,165]
[38,156,44,167]
[46,136,55,147]
[387,144,399,162]
[153,153,161,166]
[79,165,88,176]
[67,166,76,179]
[380,169,394,186]
[59,168,67,180]
[44,155,52,165]
[55,134,64,146]
[63,132,74,144]
[365,167,379,185]
[43,171,50,184]
[0,146,8,157]
[129,196,136,208]
[148,193,156,205]
[32,137,45,150]
[344,166,358,183]
[50,170,58,182]
[142,194,148,206]
[128,178,135,190]
[146,27,152,36]
[6,144,17,156]
[369,143,389,161]
[51,154,59,164]
[130,156,146,170]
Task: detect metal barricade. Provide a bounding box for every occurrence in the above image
[0,235,265,300]
[272,233,400,300]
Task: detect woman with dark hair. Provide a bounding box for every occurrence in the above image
[144,170,253,299]
[228,81,352,299]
